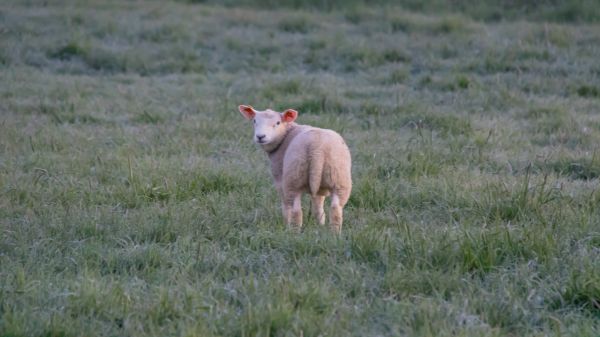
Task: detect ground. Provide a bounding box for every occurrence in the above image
[0,1,599,336]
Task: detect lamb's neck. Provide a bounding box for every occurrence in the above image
[264,123,299,156]
[266,123,303,183]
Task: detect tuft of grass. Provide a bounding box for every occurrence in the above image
[292,94,345,114]
[553,257,600,315]
[524,106,577,145]
[278,15,313,33]
[389,13,472,34]
[381,49,411,63]
[577,85,600,98]
[384,68,409,84]
[456,75,470,89]
[50,40,90,60]
[542,156,600,180]
[457,228,531,273]
[432,15,470,34]
[131,110,165,124]
[261,78,304,100]
[405,113,473,137]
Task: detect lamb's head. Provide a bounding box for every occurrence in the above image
[238,105,298,152]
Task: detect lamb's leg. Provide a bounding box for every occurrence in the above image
[282,202,290,225]
[284,192,303,232]
[329,189,350,234]
[311,195,326,225]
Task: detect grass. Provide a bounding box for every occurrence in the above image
[1,0,600,336]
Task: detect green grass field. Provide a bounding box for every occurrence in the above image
[1,1,599,336]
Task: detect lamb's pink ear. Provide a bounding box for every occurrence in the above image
[238,105,256,120]
[281,109,298,123]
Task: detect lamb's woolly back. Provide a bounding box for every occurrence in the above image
[280,127,351,194]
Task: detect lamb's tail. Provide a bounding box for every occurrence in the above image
[308,148,325,196]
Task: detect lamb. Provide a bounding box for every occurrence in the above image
[238,105,352,233]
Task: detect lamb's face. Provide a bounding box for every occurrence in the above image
[252,110,285,145]
[238,105,298,149]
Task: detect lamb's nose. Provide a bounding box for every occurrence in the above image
[256,134,266,141]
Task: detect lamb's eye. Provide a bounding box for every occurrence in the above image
[253,119,256,124]
[276,121,281,126]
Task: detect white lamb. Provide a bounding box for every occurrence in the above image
[238,105,352,233]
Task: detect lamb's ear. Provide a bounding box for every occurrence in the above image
[238,105,256,120]
[281,109,298,123]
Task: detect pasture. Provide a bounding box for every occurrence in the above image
[1,0,599,336]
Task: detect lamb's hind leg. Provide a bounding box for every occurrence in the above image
[329,189,350,234]
[311,195,326,225]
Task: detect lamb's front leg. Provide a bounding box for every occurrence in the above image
[283,192,303,232]
[277,183,294,230]
[282,202,291,226]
